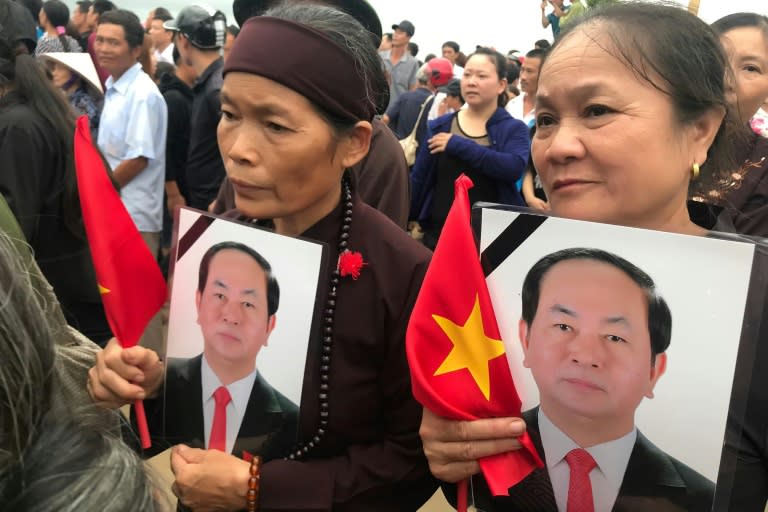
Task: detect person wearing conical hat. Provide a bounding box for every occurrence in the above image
[38,52,103,136]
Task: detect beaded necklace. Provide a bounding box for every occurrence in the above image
[284,174,353,460]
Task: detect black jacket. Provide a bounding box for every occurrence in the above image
[186,58,225,210]
[136,355,299,462]
[159,73,194,202]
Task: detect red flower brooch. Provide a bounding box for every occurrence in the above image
[337,249,366,280]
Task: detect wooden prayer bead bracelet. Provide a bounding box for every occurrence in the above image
[247,456,262,512]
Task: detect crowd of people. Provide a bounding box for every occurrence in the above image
[0,0,767,510]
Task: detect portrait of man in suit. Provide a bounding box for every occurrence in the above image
[471,248,715,511]
[138,241,298,461]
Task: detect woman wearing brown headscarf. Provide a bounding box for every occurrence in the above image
[87,4,437,510]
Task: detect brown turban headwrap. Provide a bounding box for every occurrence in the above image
[223,16,375,122]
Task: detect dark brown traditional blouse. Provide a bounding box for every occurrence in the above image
[723,132,768,238]
[234,195,437,511]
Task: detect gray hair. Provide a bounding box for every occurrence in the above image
[0,231,56,470]
[0,229,160,510]
[416,63,430,85]
[264,3,390,119]
[0,414,160,511]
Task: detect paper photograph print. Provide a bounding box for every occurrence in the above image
[152,207,326,461]
[472,206,758,511]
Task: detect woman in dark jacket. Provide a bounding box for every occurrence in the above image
[410,47,530,249]
[0,33,111,344]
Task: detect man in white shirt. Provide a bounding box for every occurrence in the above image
[505,48,545,128]
[148,8,175,64]
[441,40,464,79]
[95,9,167,350]
[137,242,298,460]
[468,248,714,511]
[509,48,545,208]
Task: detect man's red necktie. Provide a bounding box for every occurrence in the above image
[209,386,231,452]
[565,448,597,512]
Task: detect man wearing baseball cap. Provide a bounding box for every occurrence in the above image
[379,19,418,110]
[164,4,228,212]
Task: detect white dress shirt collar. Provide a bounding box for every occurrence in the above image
[105,62,142,95]
[505,92,536,127]
[538,407,637,512]
[154,42,175,64]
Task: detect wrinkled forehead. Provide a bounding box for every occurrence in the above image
[540,23,663,91]
[544,24,614,68]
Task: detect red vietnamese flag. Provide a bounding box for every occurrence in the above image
[74,116,166,447]
[406,175,543,500]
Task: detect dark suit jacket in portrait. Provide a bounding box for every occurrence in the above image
[446,408,715,512]
[133,355,299,463]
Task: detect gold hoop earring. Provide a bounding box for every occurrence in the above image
[691,163,700,180]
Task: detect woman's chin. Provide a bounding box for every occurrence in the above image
[549,202,613,225]
[233,195,272,219]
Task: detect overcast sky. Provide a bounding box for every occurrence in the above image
[68,0,763,56]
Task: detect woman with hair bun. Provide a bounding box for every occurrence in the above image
[35,0,81,54]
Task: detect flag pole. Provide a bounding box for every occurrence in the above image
[457,479,468,512]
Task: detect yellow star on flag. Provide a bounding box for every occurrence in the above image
[432,295,507,401]
[98,284,111,295]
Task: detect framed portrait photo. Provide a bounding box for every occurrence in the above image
[145,207,327,462]
[470,204,766,511]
